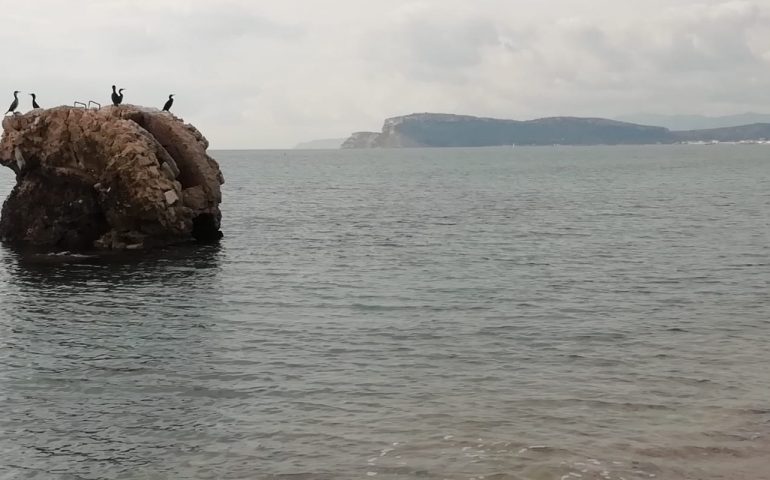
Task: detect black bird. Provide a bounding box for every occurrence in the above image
[111,85,125,106]
[5,90,19,115]
[162,94,174,112]
[30,93,40,109]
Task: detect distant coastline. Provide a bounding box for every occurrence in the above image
[341,113,770,148]
[293,138,345,150]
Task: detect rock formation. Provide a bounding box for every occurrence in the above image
[0,105,224,251]
[340,132,382,149]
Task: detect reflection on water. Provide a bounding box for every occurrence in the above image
[0,245,226,478]
[0,146,769,479]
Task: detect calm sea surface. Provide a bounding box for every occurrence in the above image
[0,146,768,480]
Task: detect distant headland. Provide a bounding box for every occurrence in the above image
[294,138,345,149]
[341,113,770,148]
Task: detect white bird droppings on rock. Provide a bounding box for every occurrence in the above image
[164,190,179,206]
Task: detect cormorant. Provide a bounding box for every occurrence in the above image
[30,93,40,109]
[162,94,174,112]
[111,85,125,106]
[5,91,19,115]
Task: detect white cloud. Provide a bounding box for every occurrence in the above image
[0,0,769,147]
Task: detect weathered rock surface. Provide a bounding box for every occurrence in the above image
[0,105,224,251]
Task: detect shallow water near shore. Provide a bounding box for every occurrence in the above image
[0,145,768,479]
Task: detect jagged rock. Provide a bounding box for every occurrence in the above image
[0,105,225,251]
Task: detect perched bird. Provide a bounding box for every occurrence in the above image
[30,93,40,109]
[111,85,125,106]
[162,94,174,112]
[5,91,20,115]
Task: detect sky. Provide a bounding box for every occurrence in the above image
[1,0,770,148]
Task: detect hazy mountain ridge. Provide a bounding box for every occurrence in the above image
[615,113,770,131]
[342,113,770,148]
[294,138,345,149]
[674,123,770,142]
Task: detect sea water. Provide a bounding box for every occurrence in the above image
[0,145,768,479]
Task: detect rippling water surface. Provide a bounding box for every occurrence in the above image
[0,146,768,480]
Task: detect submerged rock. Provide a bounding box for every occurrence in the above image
[0,105,224,251]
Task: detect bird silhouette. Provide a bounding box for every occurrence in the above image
[5,91,20,115]
[162,94,174,112]
[30,93,40,109]
[111,85,125,106]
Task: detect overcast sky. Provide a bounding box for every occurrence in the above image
[2,0,769,148]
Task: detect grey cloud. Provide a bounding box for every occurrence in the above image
[645,4,766,72]
[362,8,511,84]
[3,0,770,148]
[655,34,755,72]
[402,17,501,69]
[566,25,630,70]
[104,5,303,58]
[173,6,304,41]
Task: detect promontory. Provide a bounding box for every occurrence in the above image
[342,113,770,148]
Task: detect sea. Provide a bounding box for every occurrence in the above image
[0,145,768,480]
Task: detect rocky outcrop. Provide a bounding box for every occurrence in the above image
[0,105,224,251]
[340,132,381,149]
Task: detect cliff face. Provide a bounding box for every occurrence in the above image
[341,132,381,149]
[0,105,224,251]
[342,113,674,148]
